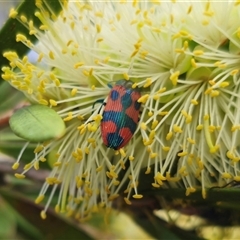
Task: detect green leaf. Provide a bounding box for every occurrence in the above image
[9,105,66,142]
[0,0,62,82]
[0,82,26,115]
[0,198,17,239]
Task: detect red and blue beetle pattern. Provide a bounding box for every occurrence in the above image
[101,79,141,150]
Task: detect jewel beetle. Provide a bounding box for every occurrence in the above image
[101,79,141,150]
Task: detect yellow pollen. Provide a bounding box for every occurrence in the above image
[129,156,134,161]
[198,160,204,170]
[219,82,229,88]
[55,204,60,213]
[9,8,18,18]
[166,132,173,140]
[63,112,73,121]
[175,48,184,54]
[157,87,166,94]
[231,125,240,132]
[115,179,122,186]
[40,211,47,220]
[35,195,44,204]
[178,166,186,175]
[151,120,158,130]
[151,27,161,33]
[181,110,192,123]
[187,5,192,14]
[204,114,209,120]
[49,51,55,60]
[208,125,216,133]
[37,52,44,62]
[183,40,189,49]
[133,194,143,199]
[193,50,204,56]
[49,99,57,106]
[208,80,215,86]
[124,198,132,205]
[39,99,48,105]
[196,124,203,130]
[235,0,240,6]
[87,138,95,144]
[34,145,44,153]
[234,176,240,181]
[119,148,126,157]
[210,145,219,153]
[166,172,180,182]
[191,58,197,68]
[150,152,157,158]
[108,194,119,201]
[53,162,62,167]
[12,162,19,170]
[153,94,160,101]
[222,173,232,179]
[154,172,166,185]
[15,173,25,179]
[178,151,188,157]
[202,20,209,25]
[130,19,138,25]
[16,34,27,43]
[204,87,212,95]
[131,49,139,58]
[162,146,170,152]
[140,122,147,130]
[106,170,118,179]
[190,99,198,105]
[74,62,84,68]
[8,51,18,61]
[231,69,239,75]
[132,83,138,89]
[152,183,160,188]
[96,24,101,33]
[40,157,46,162]
[71,88,77,96]
[123,72,129,80]
[145,167,151,174]
[173,124,182,133]
[148,111,153,117]
[170,71,180,86]
[210,90,220,97]
[187,138,195,144]
[134,42,141,50]
[159,111,168,116]
[143,78,152,88]
[24,163,31,170]
[179,30,189,36]
[149,130,155,140]
[97,38,103,42]
[96,166,103,172]
[186,187,196,196]
[92,114,102,122]
[204,10,214,17]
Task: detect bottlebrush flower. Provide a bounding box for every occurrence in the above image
[2,0,240,220]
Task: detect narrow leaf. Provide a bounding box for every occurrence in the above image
[0,0,62,81]
[0,188,94,240]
